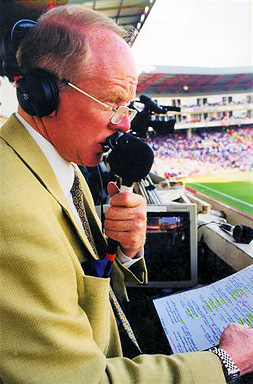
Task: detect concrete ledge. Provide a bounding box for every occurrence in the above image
[186,187,252,227]
[199,222,252,271]
[187,192,211,214]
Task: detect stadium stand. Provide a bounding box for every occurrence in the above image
[146,126,252,178]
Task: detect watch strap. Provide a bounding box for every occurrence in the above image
[209,347,240,383]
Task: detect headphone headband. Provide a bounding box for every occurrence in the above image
[1,19,67,117]
[11,19,38,50]
[0,18,37,79]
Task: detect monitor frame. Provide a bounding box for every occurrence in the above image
[126,203,198,289]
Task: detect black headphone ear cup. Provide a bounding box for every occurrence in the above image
[233,225,243,242]
[233,225,253,244]
[16,68,59,117]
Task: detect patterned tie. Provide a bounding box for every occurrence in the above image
[70,169,142,354]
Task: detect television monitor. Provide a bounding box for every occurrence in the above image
[126,203,198,288]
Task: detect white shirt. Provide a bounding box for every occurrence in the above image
[16,113,143,268]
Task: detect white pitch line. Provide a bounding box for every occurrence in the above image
[191,183,253,208]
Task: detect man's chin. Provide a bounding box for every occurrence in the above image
[77,153,103,167]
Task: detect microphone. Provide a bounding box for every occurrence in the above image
[139,94,165,114]
[219,223,253,244]
[103,132,154,262]
[162,105,181,113]
[107,132,154,188]
[139,94,181,113]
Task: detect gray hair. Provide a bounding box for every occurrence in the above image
[17,5,134,83]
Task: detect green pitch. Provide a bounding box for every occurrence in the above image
[187,180,252,216]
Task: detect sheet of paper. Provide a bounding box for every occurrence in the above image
[153,265,253,353]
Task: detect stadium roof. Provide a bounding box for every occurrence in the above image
[67,0,156,39]
[137,66,253,97]
[1,1,156,45]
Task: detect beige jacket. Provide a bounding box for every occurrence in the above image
[0,115,225,383]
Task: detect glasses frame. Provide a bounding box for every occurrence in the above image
[66,81,137,124]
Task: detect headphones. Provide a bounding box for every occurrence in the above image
[220,223,253,244]
[16,68,59,117]
[1,19,60,117]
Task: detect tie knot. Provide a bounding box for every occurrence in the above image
[70,170,82,197]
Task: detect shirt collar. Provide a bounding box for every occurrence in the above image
[15,113,75,197]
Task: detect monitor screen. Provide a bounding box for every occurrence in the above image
[126,204,198,288]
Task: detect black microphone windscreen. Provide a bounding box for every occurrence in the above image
[107,133,154,186]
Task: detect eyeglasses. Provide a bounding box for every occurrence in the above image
[66,81,137,125]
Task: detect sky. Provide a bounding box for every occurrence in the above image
[132,0,252,72]
[1,0,252,117]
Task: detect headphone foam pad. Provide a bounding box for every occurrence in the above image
[16,68,59,117]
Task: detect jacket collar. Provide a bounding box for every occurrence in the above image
[0,114,99,259]
[16,112,74,198]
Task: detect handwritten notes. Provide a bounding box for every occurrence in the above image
[153,266,253,353]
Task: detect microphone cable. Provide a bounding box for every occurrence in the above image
[96,164,105,232]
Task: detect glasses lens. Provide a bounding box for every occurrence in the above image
[110,106,137,124]
[129,109,137,122]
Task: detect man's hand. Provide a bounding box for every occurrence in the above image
[219,323,253,376]
[105,182,147,258]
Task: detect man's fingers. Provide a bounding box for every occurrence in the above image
[105,218,145,232]
[109,191,146,208]
[104,229,145,250]
[105,205,146,221]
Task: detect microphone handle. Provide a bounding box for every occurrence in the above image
[120,185,133,193]
[220,223,234,234]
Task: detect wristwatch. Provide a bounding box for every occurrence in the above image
[208,347,240,383]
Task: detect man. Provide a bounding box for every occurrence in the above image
[0,5,252,384]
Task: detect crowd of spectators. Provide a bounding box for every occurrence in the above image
[180,94,252,109]
[178,113,252,125]
[145,126,253,179]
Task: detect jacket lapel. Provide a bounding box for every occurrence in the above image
[0,114,99,260]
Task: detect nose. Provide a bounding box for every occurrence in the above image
[108,114,131,133]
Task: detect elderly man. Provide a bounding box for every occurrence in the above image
[0,5,252,384]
